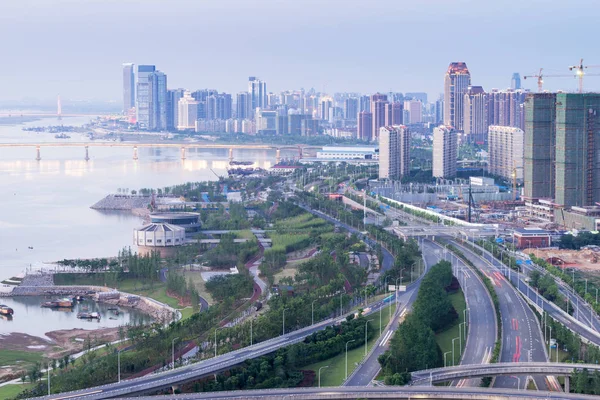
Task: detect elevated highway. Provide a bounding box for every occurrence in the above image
[115,386,599,399]
[411,361,600,388]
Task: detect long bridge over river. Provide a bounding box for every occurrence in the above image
[0,142,323,162]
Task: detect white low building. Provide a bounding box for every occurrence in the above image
[133,223,186,257]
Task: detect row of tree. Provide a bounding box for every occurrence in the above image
[378,260,456,385]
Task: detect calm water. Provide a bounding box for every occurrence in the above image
[0,117,285,286]
[0,296,152,336]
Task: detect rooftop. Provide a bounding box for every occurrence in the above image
[136,222,185,233]
[447,62,470,75]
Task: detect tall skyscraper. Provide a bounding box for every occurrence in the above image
[433,126,458,178]
[379,126,410,180]
[371,93,388,141]
[359,95,370,112]
[523,93,556,200]
[167,89,185,130]
[435,95,444,125]
[122,63,135,113]
[463,86,488,144]
[148,71,167,130]
[236,92,250,119]
[358,111,373,141]
[177,91,199,130]
[488,126,524,180]
[248,76,267,117]
[444,62,471,130]
[136,65,156,129]
[511,73,522,90]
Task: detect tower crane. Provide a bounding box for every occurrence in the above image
[523,68,572,92]
[568,58,600,93]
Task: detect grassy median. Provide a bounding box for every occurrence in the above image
[304,302,397,387]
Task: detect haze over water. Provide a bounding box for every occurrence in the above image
[0,117,281,279]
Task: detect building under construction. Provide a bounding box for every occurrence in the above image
[524,93,600,207]
[524,93,600,230]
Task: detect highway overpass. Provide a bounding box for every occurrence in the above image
[411,361,600,385]
[114,386,599,399]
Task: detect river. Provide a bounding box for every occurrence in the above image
[0,296,152,336]
[0,116,288,281]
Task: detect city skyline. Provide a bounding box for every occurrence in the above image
[1,0,600,102]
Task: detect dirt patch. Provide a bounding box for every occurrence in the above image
[0,332,52,352]
[45,327,120,359]
[166,290,191,307]
[525,248,600,274]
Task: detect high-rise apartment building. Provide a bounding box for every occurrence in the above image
[371,93,388,141]
[135,65,156,129]
[385,102,403,126]
[378,126,410,180]
[256,109,277,134]
[511,73,522,90]
[358,111,373,141]
[403,100,423,124]
[487,89,527,129]
[435,96,444,124]
[248,76,267,117]
[444,62,471,130]
[148,71,167,130]
[463,86,488,144]
[177,91,199,130]
[488,126,524,180]
[433,126,458,178]
[523,93,556,200]
[359,95,370,113]
[122,63,135,113]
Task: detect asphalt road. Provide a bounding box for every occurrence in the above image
[430,240,497,388]
[451,241,550,391]
[474,243,600,347]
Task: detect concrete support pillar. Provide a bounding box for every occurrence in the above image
[84,146,89,161]
[228,148,233,162]
[298,147,303,159]
[565,376,570,393]
[133,146,138,161]
[181,147,186,160]
[276,148,281,164]
[35,146,41,161]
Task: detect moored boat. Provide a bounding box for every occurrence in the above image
[0,305,14,316]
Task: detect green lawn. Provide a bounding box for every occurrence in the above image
[435,290,467,367]
[0,383,35,399]
[179,307,195,320]
[304,302,397,387]
[232,230,255,240]
[0,350,44,366]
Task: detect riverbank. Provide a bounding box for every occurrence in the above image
[0,327,120,383]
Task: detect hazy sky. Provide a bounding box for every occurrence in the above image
[1,0,599,102]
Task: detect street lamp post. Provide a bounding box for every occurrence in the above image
[172,337,179,370]
[459,322,465,353]
[395,277,402,304]
[452,337,460,366]
[117,349,122,382]
[444,351,452,367]
[250,318,253,346]
[318,365,330,388]
[345,339,356,379]
[365,319,374,356]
